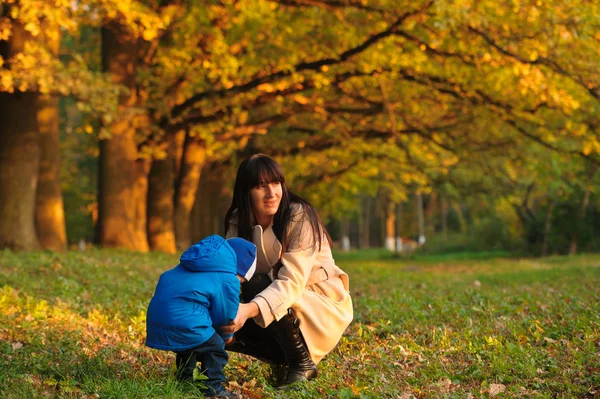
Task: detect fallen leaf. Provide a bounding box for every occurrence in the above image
[12,342,23,351]
[439,378,452,391]
[489,383,506,397]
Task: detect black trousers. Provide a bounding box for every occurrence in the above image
[234,274,285,363]
[175,332,228,395]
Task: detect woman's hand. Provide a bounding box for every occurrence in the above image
[221,302,260,335]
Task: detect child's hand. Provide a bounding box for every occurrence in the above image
[220,302,259,335]
[224,336,235,346]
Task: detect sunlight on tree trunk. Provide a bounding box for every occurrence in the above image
[385,199,396,251]
[36,94,67,251]
[174,134,206,250]
[96,23,148,251]
[395,202,404,252]
[133,158,150,252]
[147,138,176,254]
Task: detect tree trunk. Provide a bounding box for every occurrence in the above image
[453,202,467,233]
[541,199,554,257]
[440,195,448,238]
[340,218,351,251]
[384,199,396,251]
[191,161,229,241]
[96,23,148,251]
[0,22,40,250]
[174,134,207,250]
[134,158,151,252]
[35,95,67,251]
[416,193,426,245]
[425,191,437,236]
[395,202,403,252]
[147,139,177,253]
[0,92,41,250]
[569,186,592,255]
[359,196,371,249]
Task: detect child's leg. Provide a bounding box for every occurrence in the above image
[175,350,197,382]
[194,333,229,395]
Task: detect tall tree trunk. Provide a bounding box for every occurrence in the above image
[147,138,177,253]
[34,19,66,251]
[340,217,351,251]
[384,199,396,251]
[191,161,228,241]
[359,195,371,249]
[541,199,554,257]
[569,187,592,255]
[35,95,67,251]
[416,193,426,245]
[0,22,40,250]
[0,92,41,250]
[134,158,151,252]
[395,202,403,252]
[569,165,597,255]
[96,22,147,251]
[453,202,467,233]
[440,195,448,238]
[425,191,437,236]
[174,134,207,250]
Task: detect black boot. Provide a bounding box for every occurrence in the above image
[226,335,286,365]
[272,309,318,388]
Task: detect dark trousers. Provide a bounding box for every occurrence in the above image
[175,332,228,395]
[234,274,285,364]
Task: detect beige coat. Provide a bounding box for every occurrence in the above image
[227,204,353,364]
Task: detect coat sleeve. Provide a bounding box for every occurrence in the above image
[209,276,240,341]
[252,205,318,328]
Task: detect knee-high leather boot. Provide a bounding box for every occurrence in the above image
[273,309,318,388]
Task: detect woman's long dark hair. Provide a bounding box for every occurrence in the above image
[224,154,331,255]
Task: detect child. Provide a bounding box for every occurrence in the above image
[146,235,257,399]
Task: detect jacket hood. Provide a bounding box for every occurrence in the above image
[180,235,236,274]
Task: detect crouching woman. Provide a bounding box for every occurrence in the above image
[221,154,354,388]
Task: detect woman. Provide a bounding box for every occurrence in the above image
[221,154,353,388]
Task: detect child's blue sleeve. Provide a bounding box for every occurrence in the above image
[209,276,240,341]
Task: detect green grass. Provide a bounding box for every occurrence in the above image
[1,248,599,398]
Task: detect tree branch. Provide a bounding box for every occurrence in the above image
[166,1,433,122]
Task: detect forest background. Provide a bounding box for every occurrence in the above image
[1,0,600,257]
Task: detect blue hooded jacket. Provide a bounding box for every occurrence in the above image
[145,235,240,351]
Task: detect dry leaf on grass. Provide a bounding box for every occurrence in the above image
[489,383,506,397]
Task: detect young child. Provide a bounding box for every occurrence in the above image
[146,235,257,399]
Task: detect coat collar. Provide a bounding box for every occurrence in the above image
[230,210,281,269]
[252,224,282,269]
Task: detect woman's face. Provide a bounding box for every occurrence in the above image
[250,182,282,222]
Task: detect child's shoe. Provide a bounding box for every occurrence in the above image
[204,387,240,398]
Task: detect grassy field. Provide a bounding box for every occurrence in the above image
[1,249,599,398]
